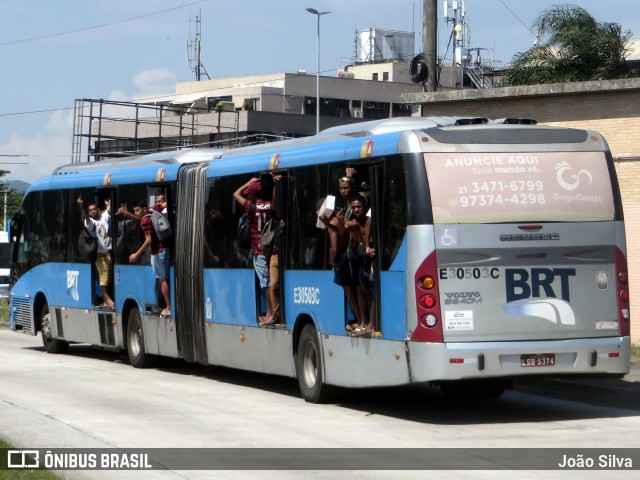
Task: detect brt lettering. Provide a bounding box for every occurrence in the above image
[505,268,576,303]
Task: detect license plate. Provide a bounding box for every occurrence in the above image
[521,353,555,367]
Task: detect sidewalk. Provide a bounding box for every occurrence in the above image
[625,357,640,382]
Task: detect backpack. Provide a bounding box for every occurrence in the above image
[145,209,172,241]
[259,218,279,257]
[78,227,98,263]
[237,203,255,249]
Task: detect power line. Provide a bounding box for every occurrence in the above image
[0,107,73,118]
[0,0,210,47]
[497,0,539,41]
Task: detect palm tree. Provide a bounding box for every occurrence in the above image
[502,5,633,86]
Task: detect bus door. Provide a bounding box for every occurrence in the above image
[334,161,385,334]
[347,159,406,338]
[272,170,288,325]
[145,184,173,313]
[250,171,285,326]
[92,187,116,309]
[363,163,383,334]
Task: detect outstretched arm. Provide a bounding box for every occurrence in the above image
[232,178,259,207]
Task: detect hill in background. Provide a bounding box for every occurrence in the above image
[4,180,29,193]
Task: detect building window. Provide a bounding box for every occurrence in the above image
[372,73,379,81]
[383,72,389,82]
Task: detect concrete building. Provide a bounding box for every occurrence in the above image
[75,66,424,162]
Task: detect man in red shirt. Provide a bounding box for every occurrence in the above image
[126,198,171,316]
[233,178,274,324]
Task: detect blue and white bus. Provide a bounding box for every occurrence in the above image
[9,117,631,402]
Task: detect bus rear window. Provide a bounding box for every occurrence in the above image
[425,151,615,223]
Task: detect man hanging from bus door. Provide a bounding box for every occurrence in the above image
[317,168,365,333]
[344,193,376,336]
[77,195,115,309]
[124,201,171,317]
[233,177,274,325]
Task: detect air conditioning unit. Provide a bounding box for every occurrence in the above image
[352,109,363,118]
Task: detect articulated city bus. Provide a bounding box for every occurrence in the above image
[9,117,631,402]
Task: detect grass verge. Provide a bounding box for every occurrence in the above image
[0,439,60,479]
[0,299,8,327]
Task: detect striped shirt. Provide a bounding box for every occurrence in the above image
[245,199,272,255]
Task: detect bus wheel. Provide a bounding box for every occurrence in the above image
[440,379,511,400]
[126,308,152,368]
[40,304,69,354]
[296,324,331,403]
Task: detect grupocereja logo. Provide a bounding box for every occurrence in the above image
[555,161,593,191]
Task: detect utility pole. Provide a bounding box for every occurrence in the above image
[423,0,437,92]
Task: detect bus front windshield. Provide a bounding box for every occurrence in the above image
[425,151,615,224]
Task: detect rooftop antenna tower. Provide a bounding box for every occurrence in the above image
[443,0,469,66]
[186,9,210,81]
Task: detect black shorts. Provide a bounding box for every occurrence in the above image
[333,252,356,286]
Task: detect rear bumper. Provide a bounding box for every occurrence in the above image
[407,336,630,382]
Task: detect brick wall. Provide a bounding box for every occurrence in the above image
[406,79,640,342]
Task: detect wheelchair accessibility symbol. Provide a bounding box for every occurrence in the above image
[441,228,457,246]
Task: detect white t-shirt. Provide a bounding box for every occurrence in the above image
[84,210,111,254]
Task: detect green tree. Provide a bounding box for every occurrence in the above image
[0,170,23,231]
[502,5,634,86]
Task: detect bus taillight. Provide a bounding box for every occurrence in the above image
[419,275,436,290]
[422,294,436,308]
[615,248,630,336]
[412,252,444,342]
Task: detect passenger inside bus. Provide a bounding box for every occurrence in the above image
[203,207,223,267]
[115,204,146,265]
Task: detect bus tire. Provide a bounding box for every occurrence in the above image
[126,308,153,368]
[40,303,69,354]
[296,324,332,403]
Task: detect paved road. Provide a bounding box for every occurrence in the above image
[0,328,638,480]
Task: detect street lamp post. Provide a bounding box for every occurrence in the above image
[306,7,330,134]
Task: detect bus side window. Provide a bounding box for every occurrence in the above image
[285,165,329,270]
[204,177,228,268]
[40,190,67,263]
[226,175,252,269]
[381,161,407,270]
[116,184,148,265]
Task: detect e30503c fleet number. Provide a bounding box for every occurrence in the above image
[439,267,500,280]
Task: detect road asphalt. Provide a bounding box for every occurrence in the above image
[514,355,640,411]
[1,320,638,410]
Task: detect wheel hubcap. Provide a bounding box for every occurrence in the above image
[302,341,318,388]
[129,326,141,356]
[41,311,51,340]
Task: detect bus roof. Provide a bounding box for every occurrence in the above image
[26,117,601,192]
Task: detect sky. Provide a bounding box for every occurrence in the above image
[1,0,639,185]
